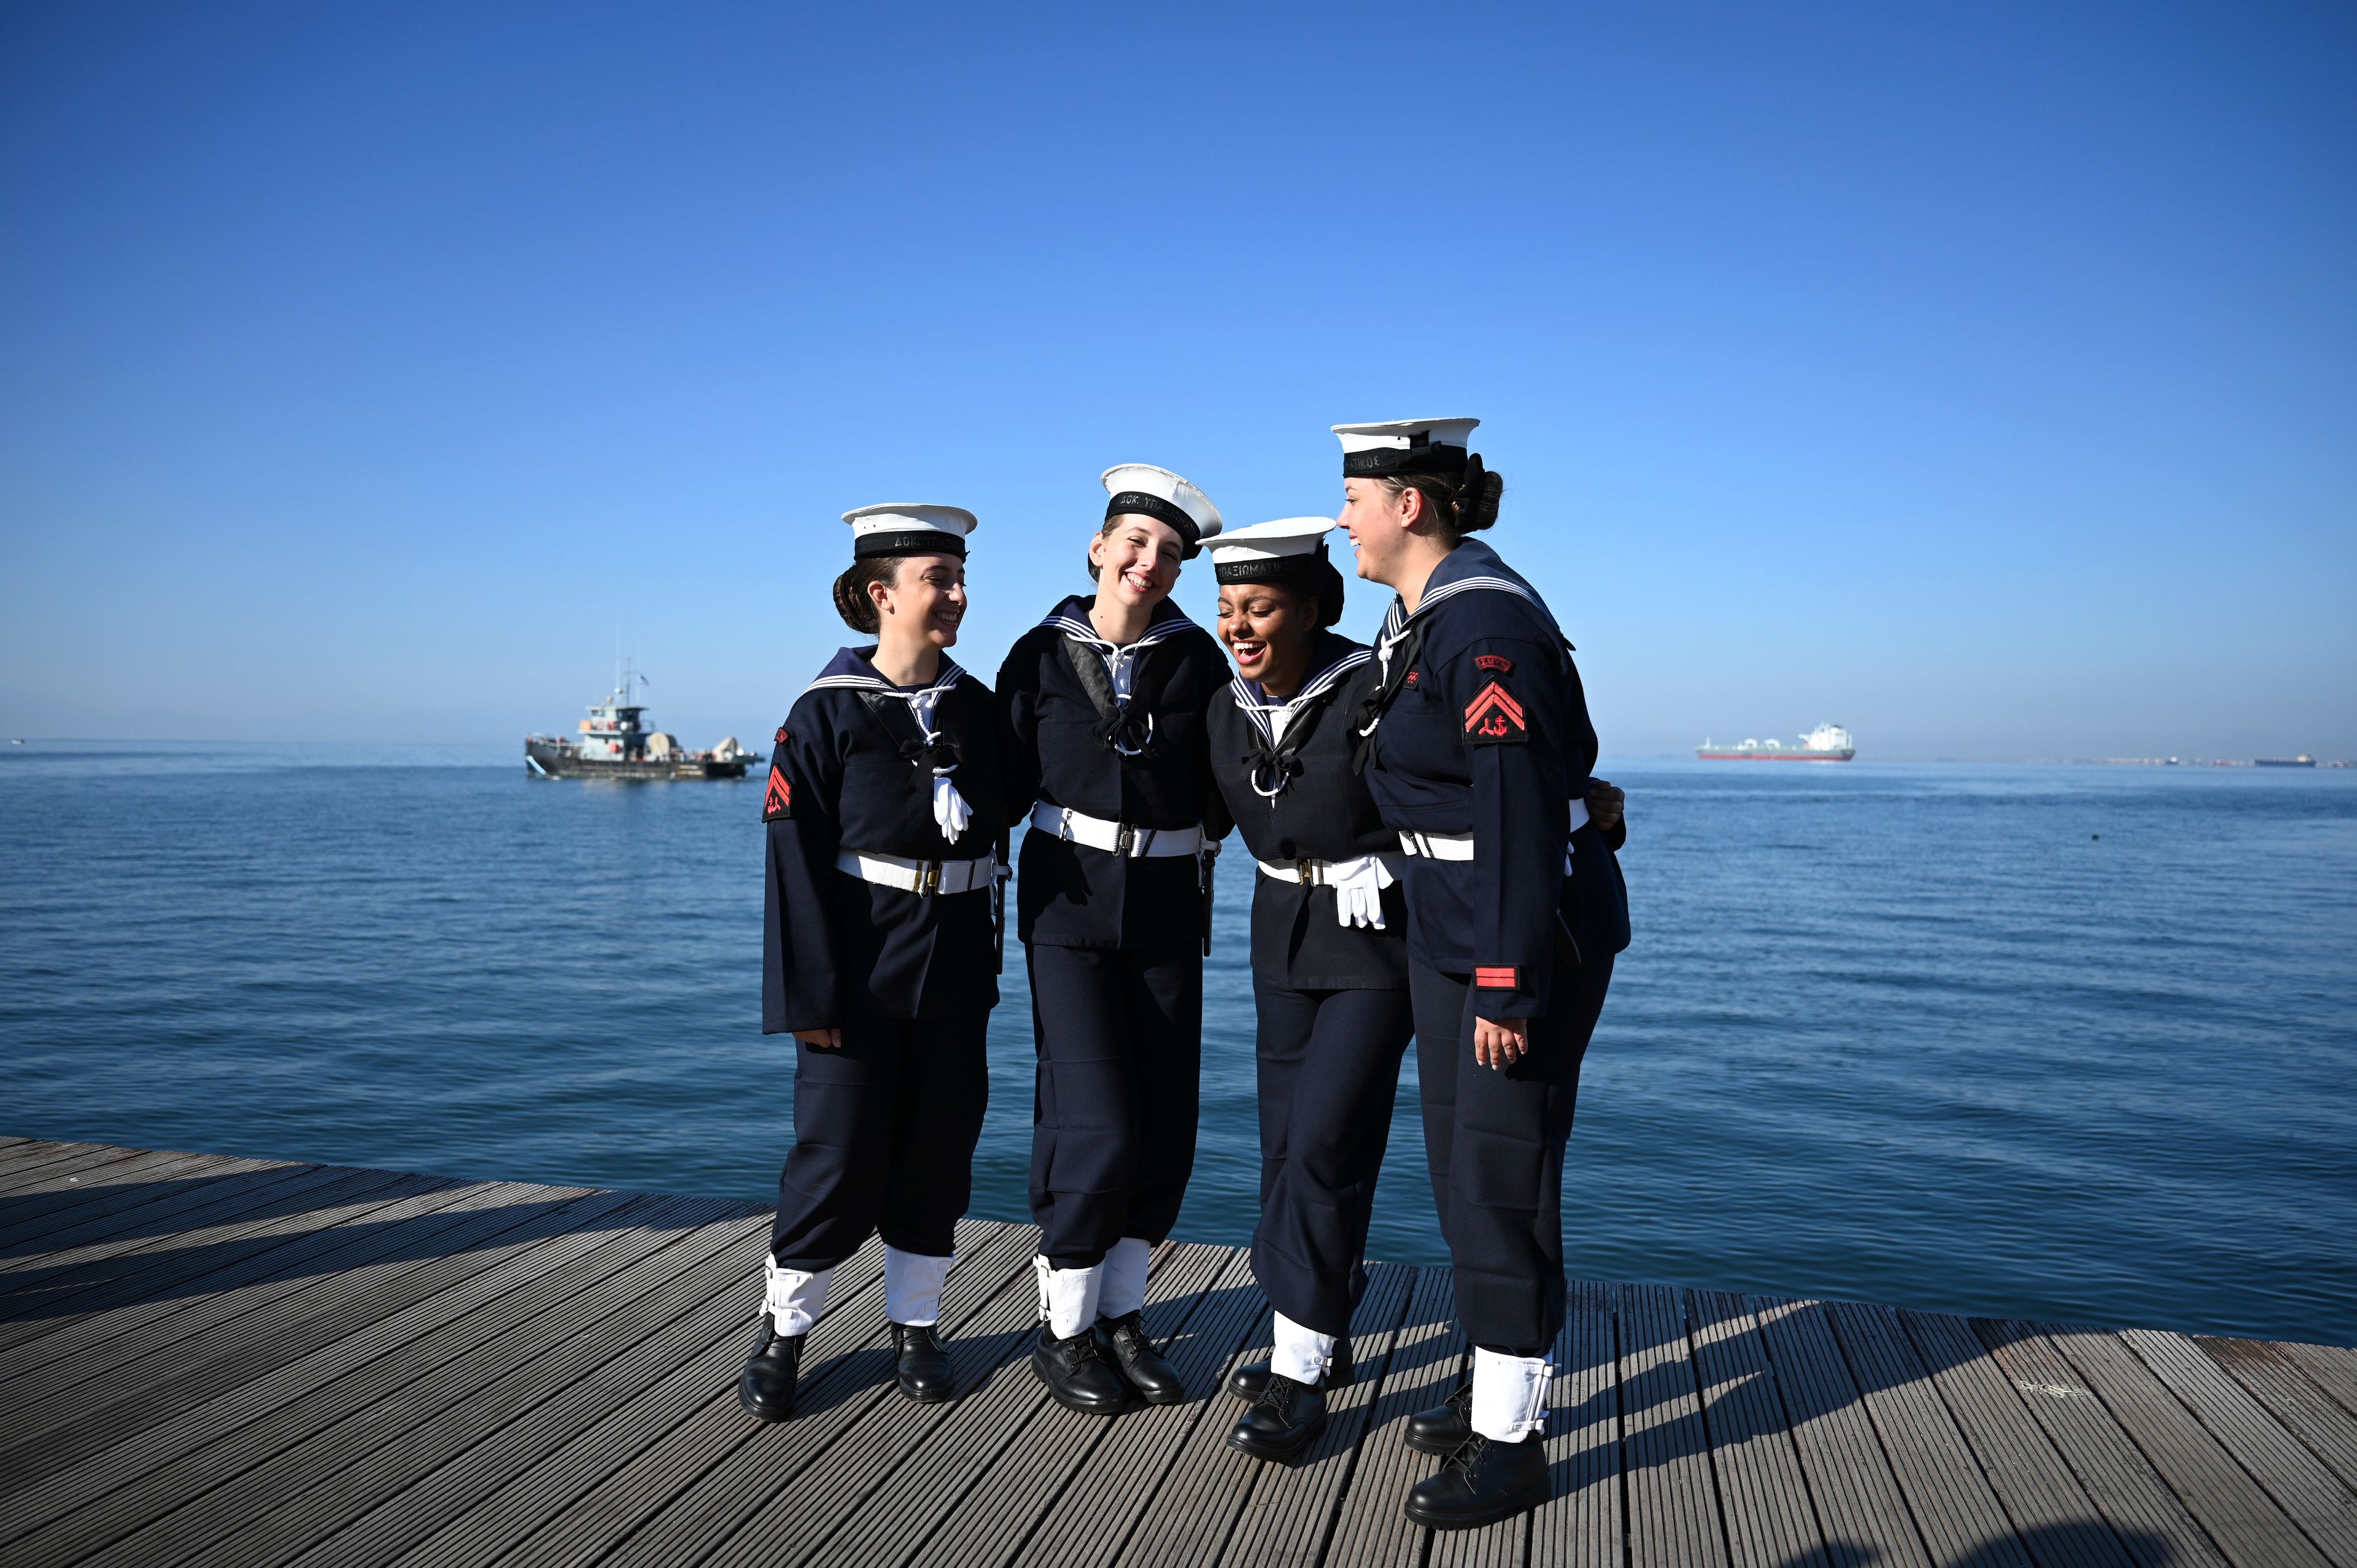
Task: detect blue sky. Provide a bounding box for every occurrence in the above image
[3,1,2350,759]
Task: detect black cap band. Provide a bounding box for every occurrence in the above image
[1104,491,1202,547]
[853,528,967,559]
[1341,441,1469,481]
[1214,553,1324,588]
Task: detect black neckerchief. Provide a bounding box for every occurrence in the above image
[1059,637,1158,757]
[856,687,965,774]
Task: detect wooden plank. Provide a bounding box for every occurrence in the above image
[1219,1263,1415,1568]
[0,1149,238,1230]
[1898,1310,2137,1568]
[0,1173,478,1398]
[0,1153,306,1261]
[2274,1346,2357,1423]
[1115,1292,1280,1567]
[0,1142,145,1192]
[2039,1323,2332,1568]
[1322,1266,1459,1568]
[570,1223,1037,1568]
[8,1195,748,1568]
[0,1159,358,1328]
[0,1156,314,1287]
[2119,1330,2357,1567]
[1829,1299,2032,1568]
[356,1229,907,1568]
[790,1240,1239,1568]
[1530,1278,1627,1568]
[1752,1297,1930,1568]
[0,1181,634,1537]
[2200,1338,2357,1492]
[1973,1321,2229,1568]
[973,1244,1256,1568]
[0,1166,462,1480]
[1690,1289,1823,1568]
[1622,1283,1729,1568]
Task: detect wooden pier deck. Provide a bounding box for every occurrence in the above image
[2,1137,2352,1568]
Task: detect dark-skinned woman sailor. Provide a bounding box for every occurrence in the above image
[997,465,1230,1415]
[739,503,1008,1421]
[1199,517,1415,1463]
[1334,419,1630,1529]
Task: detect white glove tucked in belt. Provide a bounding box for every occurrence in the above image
[1325,854,1396,929]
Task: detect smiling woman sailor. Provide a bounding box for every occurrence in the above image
[996,465,1231,1416]
[738,503,1008,1423]
[1201,517,1416,1464]
[1336,419,1630,1530]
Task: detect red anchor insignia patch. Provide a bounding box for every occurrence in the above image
[762,766,792,821]
[1463,678,1527,745]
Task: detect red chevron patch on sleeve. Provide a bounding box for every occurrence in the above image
[762,766,792,822]
[1474,965,1520,990]
[1464,679,1527,744]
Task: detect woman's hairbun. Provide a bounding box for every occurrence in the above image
[1455,454,1503,533]
[832,558,897,633]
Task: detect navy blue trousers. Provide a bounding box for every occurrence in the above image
[1411,952,1614,1354]
[1249,983,1414,1337]
[1026,942,1202,1270]
[769,1011,990,1270]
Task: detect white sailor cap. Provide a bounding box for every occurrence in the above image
[1100,463,1224,556]
[842,503,978,559]
[1206,516,1336,585]
[1331,417,1480,480]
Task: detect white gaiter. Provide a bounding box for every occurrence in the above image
[1034,1254,1104,1340]
[884,1246,953,1327]
[1272,1311,1337,1386]
[1470,1346,1552,1442]
[1096,1237,1153,1319]
[763,1255,833,1337]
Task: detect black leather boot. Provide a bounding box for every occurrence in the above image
[737,1323,804,1422]
[1031,1321,1129,1415]
[1226,1372,1328,1461]
[1403,1432,1550,1529]
[891,1321,953,1404]
[1403,1380,1473,1454]
[1227,1336,1355,1401]
[1096,1310,1186,1405]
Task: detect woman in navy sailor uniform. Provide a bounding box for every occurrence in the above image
[1334,419,1630,1529]
[738,503,1008,1423]
[995,464,1231,1415]
[1196,517,1417,1464]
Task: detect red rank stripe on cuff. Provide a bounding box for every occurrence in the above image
[1474,965,1520,990]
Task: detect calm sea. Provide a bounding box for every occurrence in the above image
[4,743,2351,1344]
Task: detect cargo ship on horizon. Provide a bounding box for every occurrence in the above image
[1698,722,1856,762]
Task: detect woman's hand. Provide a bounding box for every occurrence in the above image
[1586,779,1625,834]
[793,1028,844,1049]
[1474,1016,1530,1070]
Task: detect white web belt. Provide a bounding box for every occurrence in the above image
[835,850,998,896]
[1395,799,1592,866]
[1257,853,1407,885]
[1029,803,1204,859]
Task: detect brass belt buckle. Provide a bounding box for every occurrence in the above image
[1114,824,1136,857]
[919,860,943,896]
[1296,859,1318,886]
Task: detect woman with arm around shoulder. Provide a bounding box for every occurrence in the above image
[1336,419,1630,1529]
[739,504,1007,1421]
[1198,517,1417,1462]
[996,465,1231,1415]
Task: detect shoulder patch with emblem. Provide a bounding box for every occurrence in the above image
[762,765,792,822]
[774,725,789,745]
[1464,678,1527,744]
[1474,654,1514,673]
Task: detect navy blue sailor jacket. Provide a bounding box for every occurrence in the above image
[1207,630,1410,992]
[762,647,1009,1035]
[996,594,1232,951]
[1355,538,1630,1023]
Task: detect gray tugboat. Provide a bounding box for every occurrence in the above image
[525,660,754,780]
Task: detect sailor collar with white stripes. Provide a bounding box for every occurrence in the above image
[1374,538,1553,663]
[802,647,967,703]
[1229,643,1372,747]
[1040,597,1201,701]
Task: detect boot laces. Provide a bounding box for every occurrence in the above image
[1442,1430,1493,1478]
[1250,1372,1306,1416]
